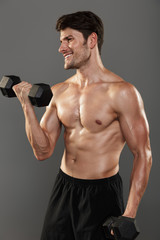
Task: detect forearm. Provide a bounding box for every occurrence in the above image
[123,152,152,218]
[23,103,51,160]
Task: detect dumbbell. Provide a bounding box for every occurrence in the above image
[102,216,140,240]
[0,75,53,107]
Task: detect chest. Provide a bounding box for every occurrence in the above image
[56,87,117,132]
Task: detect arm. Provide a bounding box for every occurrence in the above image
[13,82,62,160]
[114,83,152,218]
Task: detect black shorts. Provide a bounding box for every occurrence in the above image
[40,168,124,240]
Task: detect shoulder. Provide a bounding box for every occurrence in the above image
[105,70,140,100]
[105,71,141,102]
[111,81,144,116]
[51,82,66,95]
[104,71,144,113]
[113,81,140,98]
[114,81,142,105]
[51,76,74,96]
[106,71,135,93]
[49,76,76,107]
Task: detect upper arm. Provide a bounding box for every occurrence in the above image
[40,88,62,153]
[114,83,151,157]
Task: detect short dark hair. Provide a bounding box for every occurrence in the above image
[56,11,104,54]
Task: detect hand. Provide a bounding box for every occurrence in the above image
[111,229,114,236]
[12,81,32,107]
[103,215,139,240]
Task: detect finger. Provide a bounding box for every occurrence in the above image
[111,229,114,235]
[22,86,32,95]
[17,83,32,89]
[13,81,31,87]
[20,81,32,86]
[13,82,32,92]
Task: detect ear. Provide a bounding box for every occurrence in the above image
[88,32,98,49]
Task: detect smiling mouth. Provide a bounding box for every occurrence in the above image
[64,54,73,59]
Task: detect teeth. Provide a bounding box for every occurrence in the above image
[65,54,72,59]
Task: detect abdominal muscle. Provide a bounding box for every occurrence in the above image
[60,122,125,179]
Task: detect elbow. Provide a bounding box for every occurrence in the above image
[34,149,54,161]
[141,151,152,176]
[137,147,153,170]
[32,142,55,161]
[35,153,51,161]
[147,152,152,171]
[32,141,55,161]
[36,155,48,161]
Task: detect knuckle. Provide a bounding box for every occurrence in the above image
[13,85,18,91]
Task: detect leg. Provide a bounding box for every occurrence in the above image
[40,172,75,240]
[69,172,124,240]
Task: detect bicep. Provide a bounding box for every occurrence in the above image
[116,85,150,156]
[40,103,62,148]
[119,109,149,155]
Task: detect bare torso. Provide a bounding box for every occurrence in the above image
[52,71,126,179]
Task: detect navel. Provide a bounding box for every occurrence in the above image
[95,120,102,125]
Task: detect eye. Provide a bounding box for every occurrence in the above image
[68,38,73,42]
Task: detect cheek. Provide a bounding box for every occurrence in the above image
[70,43,78,50]
[70,40,84,50]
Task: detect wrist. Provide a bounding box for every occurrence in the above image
[122,209,137,219]
[22,100,34,112]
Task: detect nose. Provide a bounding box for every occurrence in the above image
[58,42,68,53]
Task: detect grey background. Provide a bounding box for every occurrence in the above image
[0,0,159,239]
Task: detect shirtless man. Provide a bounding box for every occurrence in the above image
[13,11,152,240]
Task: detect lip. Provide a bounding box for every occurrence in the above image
[64,53,73,59]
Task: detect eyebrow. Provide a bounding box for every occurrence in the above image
[60,35,73,42]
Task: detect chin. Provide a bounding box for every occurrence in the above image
[64,65,71,70]
[64,64,77,70]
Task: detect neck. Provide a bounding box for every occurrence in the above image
[75,50,107,88]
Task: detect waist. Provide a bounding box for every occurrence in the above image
[59,167,121,186]
[61,152,120,179]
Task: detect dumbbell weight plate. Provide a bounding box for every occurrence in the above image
[112,216,140,240]
[28,83,53,107]
[0,75,21,97]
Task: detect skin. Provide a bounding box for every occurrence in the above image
[13,27,152,221]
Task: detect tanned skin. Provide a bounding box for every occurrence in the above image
[13,28,152,220]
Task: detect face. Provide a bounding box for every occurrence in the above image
[59,28,91,69]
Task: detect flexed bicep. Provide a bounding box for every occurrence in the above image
[40,100,62,155]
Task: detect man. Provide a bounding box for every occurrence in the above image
[13,11,152,240]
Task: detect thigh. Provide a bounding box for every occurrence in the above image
[76,226,106,240]
[71,185,112,240]
[40,173,75,240]
[41,224,75,240]
[71,174,124,240]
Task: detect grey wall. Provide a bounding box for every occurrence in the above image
[0,0,159,239]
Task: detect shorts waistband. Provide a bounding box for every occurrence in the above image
[58,168,120,186]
